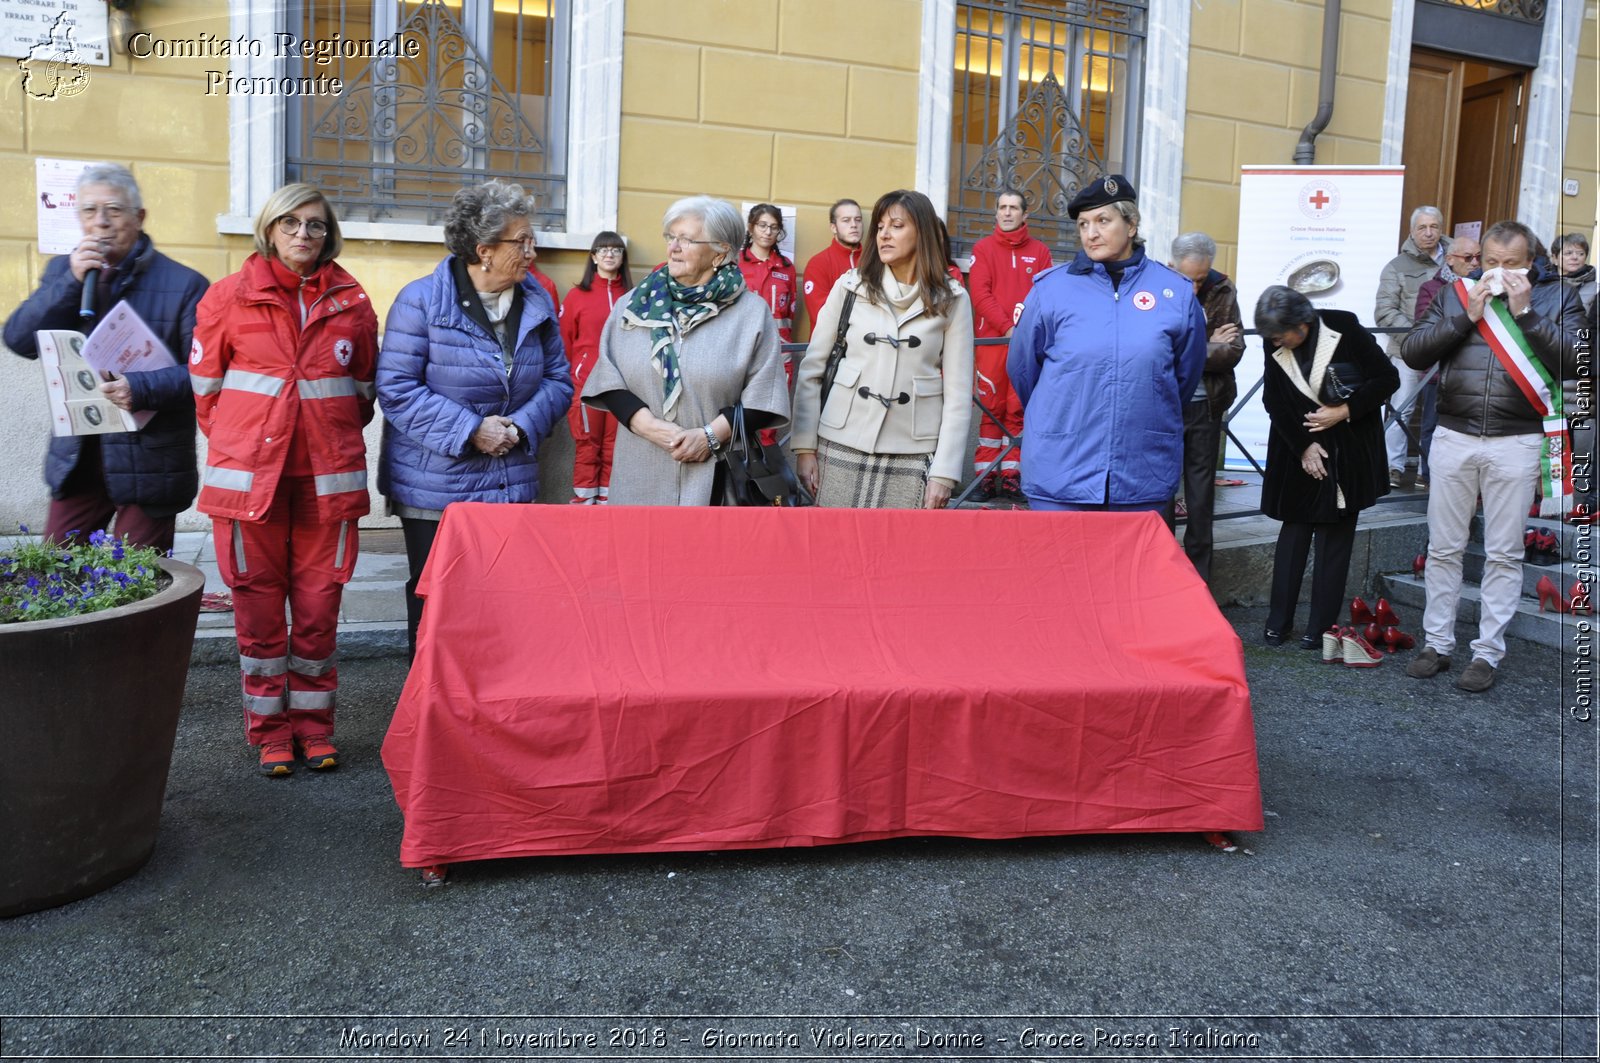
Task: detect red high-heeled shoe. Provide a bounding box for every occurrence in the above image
[1341,628,1384,667]
[1537,574,1566,613]
[1525,526,1539,561]
[1569,580,1593,616]
[1363,621,1383,645]
[1382,626,1415,652]
[1322,626,1344,663]
[1350,597,1377,625]
[1570,504,1595,525]
[1413,553,1427,577]
[1535,528,1561,565]
[1374,598,1401,627]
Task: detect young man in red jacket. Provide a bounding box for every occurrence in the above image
[801,198,863,331]
[968,189,1051,500]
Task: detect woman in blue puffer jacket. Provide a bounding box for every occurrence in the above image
[377,180,573,657]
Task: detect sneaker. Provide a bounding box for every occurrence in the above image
[1413,475,1428,491]
[259,740,295,776]
[1455,657,1496,692]
[1389,468,1404,488]
[299,735,339,771]
[1405,648,1451,679]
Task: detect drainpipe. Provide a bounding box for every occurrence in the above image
[1294,0,1343,164]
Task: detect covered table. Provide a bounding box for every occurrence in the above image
[382,503,1262,868]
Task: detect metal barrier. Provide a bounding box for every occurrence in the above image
[777,325,1432,517]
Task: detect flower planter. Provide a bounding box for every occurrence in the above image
[0,558,203,918]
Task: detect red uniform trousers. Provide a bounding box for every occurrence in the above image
[570,399,617,503]
[214,475,358,746]
[43,437,176,552]
[973,341,1023,482]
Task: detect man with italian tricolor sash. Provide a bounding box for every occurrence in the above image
[1401,220,1583,693]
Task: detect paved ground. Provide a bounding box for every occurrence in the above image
[1,602,1592,1063]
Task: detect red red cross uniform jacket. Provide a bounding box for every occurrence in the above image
[738,247,799,345]
[801,239,862,337]
[189,253,378,747]
[967,225,1052,483]
[559,277,626,501]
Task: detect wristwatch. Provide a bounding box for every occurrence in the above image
[703,425,723,453]
[1515,303,1533,318]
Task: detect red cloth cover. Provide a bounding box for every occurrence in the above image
[382,504,1262,867]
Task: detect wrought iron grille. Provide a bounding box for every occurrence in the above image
[1419,0,1546,23]
[286,0,568,229]
[949,0,1147,261]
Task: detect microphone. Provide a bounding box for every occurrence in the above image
[79,268,99,320]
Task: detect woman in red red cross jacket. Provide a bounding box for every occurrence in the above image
[737,204,798,348]
[189,183,379,777]
[559,231,632,504]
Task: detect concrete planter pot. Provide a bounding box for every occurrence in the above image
[0,558,203,918]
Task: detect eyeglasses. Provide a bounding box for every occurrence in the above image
[275,215,329,239]
[78,203,130,220]
[1450,251,1481,262]
[490,235,536,256]
[664,233,720,249]
[752,222,782,234]
[593,247,624,256]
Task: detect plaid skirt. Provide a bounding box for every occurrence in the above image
[815,439,930,509]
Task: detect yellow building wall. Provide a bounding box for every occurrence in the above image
[1181,0,1392,277]
[619,0,921,328]
[1559,4,1600,249]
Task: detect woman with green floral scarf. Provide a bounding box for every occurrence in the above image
[582,196,790,506]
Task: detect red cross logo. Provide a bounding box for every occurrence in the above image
[1309,189,1331,209]
[1133,291,1156,311]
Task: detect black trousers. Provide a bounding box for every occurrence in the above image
[400,516,441,662]
[1180,398,1221,582]
[1267,513,1358,637]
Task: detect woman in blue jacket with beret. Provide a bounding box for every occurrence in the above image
[377,180,573,658]
[1008,175,1207,513]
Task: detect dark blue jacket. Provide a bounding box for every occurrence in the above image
[377,256,573,512]
[3,236,209,512]
[1008,248,1208,506]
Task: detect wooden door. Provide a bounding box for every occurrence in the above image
[1451,73,1525,235]
[1401,50,1528,244]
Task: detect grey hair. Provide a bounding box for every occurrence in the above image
[443,180,535,263]
[1409,205,1444,228]
[1253,285,1317,342]
[1111,200,1144,249]
[77,162,142,212]
[1171,231,1217,264]
[1481,219,1539,259]
[663,195,743,261]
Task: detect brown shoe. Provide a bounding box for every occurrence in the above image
[1455,657,1496,692]
[1405,648,1451,678]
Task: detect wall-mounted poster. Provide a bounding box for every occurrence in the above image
[36,158,93,255]
[2,2,109,66]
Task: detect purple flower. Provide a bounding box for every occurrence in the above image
[113,544,126,561]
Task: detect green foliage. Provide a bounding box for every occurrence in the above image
[0,529,165,624]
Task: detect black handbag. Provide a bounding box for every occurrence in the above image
[818,290,857,407]
[1320,362,1363,404]
[719,404,813,507]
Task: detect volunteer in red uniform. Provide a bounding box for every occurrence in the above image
[527,231,560,310]
[190,183,379,777]
[801,198,863,331]
[968,189,1051,499]
[559,231,632,504]
[738,204,798,345]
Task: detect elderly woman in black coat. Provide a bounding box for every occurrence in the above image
[1256,285,1399,650]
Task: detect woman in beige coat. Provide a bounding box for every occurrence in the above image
[791,189,974,509]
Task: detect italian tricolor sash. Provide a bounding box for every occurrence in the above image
[1454,277,1570,515]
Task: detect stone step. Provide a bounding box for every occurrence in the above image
[1378,572,1576,651]
[1469,514,1598,561]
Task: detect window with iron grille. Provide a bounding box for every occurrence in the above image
[285,0,568,230]
[948,0,1147,260]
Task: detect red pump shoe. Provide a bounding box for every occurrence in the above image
[1350,597,1377,626]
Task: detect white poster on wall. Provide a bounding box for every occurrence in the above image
[36,157,92,256]
[1227,165,1407,471]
